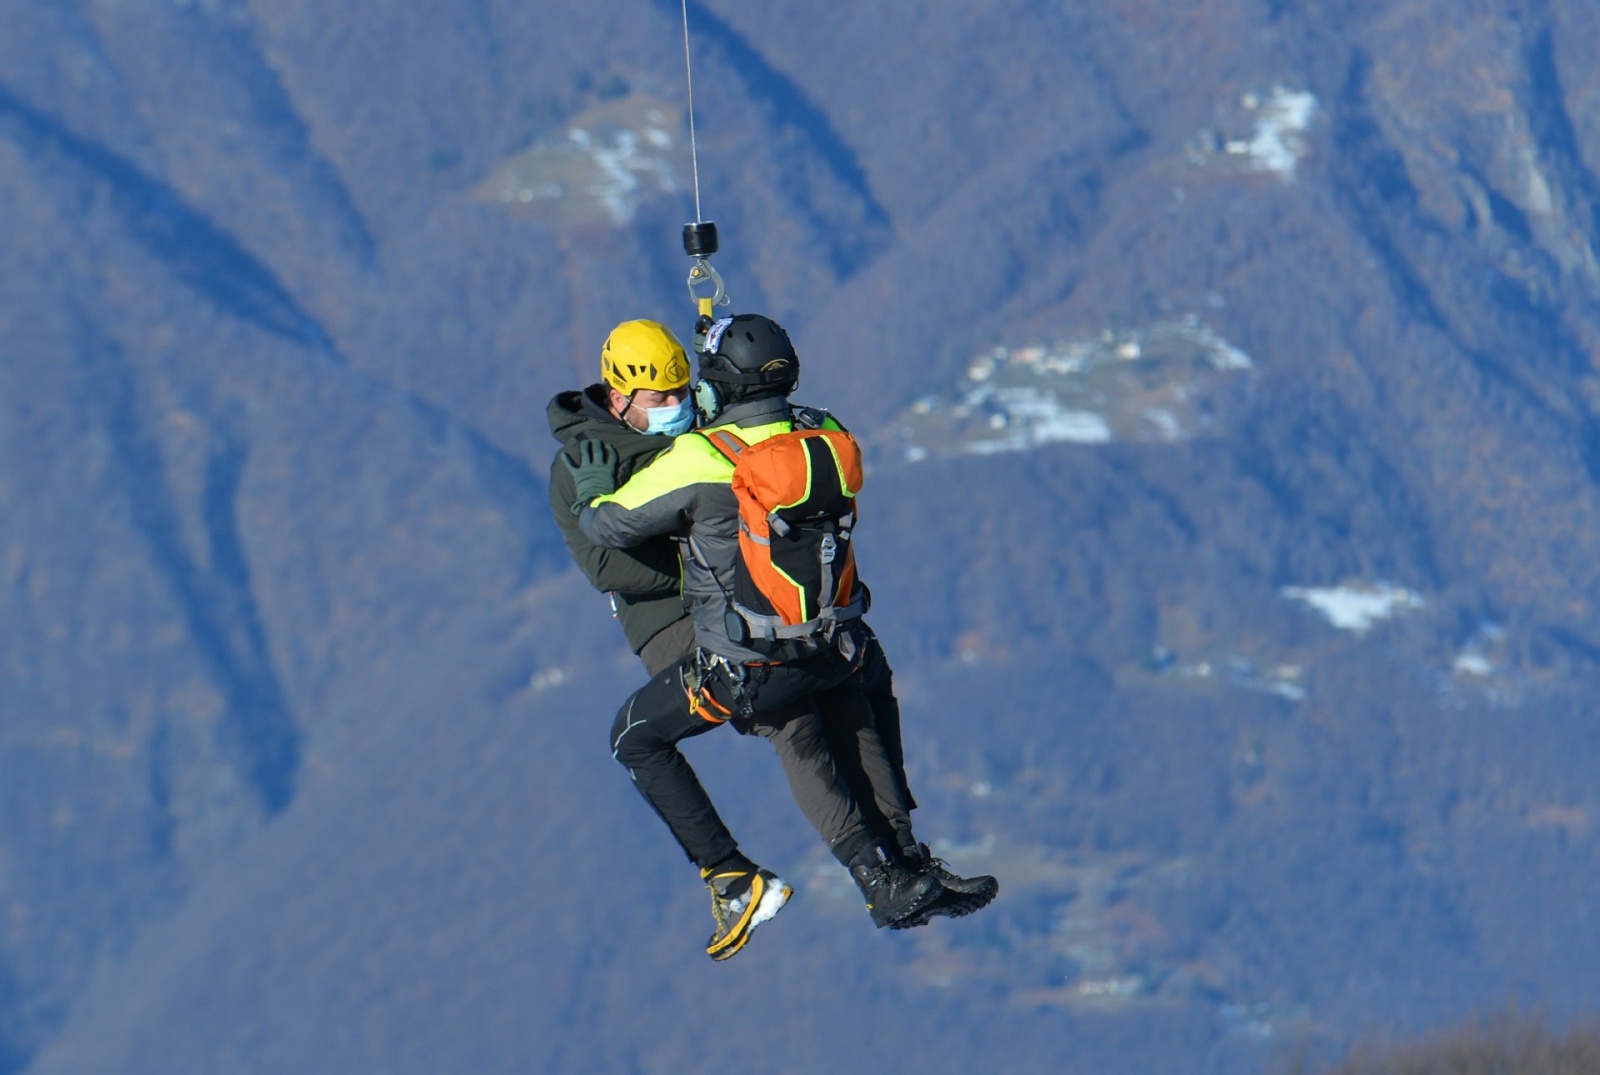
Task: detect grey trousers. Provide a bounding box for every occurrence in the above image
[641,616,913,819]
[611,622,913,871]
[611,644,879,869]
[627,616,914,868]
[736,679,913,865]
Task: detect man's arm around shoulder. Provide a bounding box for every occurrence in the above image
[578,433,726,549]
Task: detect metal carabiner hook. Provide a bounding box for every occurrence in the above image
[686,256,729,312]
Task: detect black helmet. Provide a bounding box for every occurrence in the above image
[698,314,799,397]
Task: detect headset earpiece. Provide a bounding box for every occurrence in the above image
[694,379,722,424]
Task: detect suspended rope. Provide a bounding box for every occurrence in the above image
[680,0,704,225]
[679,0,729,328]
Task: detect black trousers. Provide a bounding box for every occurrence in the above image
[609,622,912,871]
[637,617,915,812]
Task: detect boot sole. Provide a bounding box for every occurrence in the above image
[898,879,999,929]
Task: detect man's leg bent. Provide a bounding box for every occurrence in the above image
[610,661,742,870]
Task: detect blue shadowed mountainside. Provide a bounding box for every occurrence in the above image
[5,2,1600,1073]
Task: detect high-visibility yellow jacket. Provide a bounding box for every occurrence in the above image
[580,396,860,663]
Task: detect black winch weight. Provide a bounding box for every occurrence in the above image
[682,221,719,258]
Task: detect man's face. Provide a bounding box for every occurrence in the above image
[610,385,689,432]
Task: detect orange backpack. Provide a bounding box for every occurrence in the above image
[699,412,867,656]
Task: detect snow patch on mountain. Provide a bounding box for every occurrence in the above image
[880,316,1254,463]
[1188,86,1319,178]
[1281,582,1425,632]
[1434,621,1530,707]
[472,96,684,226]
[1235,88,1318,175]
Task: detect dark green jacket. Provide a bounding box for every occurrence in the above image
[546,385,684,653]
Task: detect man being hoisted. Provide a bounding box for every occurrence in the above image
[547,319,698,677]
[566,313,996,959]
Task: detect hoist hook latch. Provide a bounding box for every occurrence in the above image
[686,258,728,318]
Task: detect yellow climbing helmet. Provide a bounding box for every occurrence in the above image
[600,319,691,396]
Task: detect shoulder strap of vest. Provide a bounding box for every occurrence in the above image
[695,427,748,465]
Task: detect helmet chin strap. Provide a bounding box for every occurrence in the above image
[615,391,644,431]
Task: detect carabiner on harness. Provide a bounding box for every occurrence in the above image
[685,649,744,723]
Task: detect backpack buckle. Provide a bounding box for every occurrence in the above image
[723,605,750,645]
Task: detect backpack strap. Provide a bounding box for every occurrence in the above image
[696,427,748,465]
[790,405,837,432]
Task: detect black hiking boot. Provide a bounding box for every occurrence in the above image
[701,865,793,962]
[849,845,942,929]
[896,842,999,928]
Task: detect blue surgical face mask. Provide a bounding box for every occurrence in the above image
[643,399,695,436]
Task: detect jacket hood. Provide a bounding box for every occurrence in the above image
[546,383,680,475]
[547,384,625,445]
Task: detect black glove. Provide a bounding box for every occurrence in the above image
[563,438,620,513]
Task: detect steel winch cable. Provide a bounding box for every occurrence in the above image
[679,0,704,225]
[678,0,728,322]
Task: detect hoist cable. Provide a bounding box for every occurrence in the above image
[680,0,704,224]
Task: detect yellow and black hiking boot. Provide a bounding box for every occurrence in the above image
[702,866,793,961]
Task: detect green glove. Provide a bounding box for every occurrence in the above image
[564,438,620,513]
